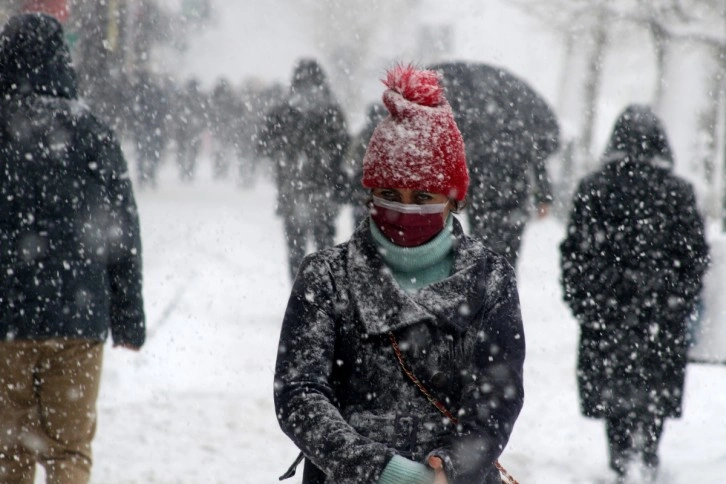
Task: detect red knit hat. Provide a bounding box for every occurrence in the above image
[362,65,468,201]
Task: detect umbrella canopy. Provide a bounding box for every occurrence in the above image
[429,61,559,160]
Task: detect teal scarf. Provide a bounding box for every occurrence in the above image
[370,215,455,292]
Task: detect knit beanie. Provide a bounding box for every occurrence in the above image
[362,65,469,201]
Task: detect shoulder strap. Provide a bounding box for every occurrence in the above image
[388,331,519,484]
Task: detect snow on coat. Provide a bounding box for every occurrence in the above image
[559,105,709,419]
[274,218,525,483]
[0,14,145,347]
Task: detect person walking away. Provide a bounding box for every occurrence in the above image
[431,62,560,268]
[258,58,349,280]
[131,70,169,189]
[274,65,524,484]
[344,101,387,230]
[0,14,146,484]
[559,104,709,483]
[174,78,208,182]
[209,78,243,180]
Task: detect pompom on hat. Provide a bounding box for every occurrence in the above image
[362,64,468,201]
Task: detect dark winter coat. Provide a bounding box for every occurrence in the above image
[132,73,169,154]
[345,103,387,226]
[274,218,525,484]
[0,14,145,347]
[258,60,349,216]
[345,103,386,200]
[430,62,559,213]
[559,105,709,419]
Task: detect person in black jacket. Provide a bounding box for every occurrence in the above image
[173,78,208,182]
[274,65,524,484]
[430,62,560,269]
[258,58,350,280]
[560,105,709,482]
[344,101,387,230]
[131,70,169,189]
[0,14,145,484]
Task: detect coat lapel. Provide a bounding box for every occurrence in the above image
[347,218,491,335]
[415,226,491,333]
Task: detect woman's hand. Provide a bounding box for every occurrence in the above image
[427,456,449,484]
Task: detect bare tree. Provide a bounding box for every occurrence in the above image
[516,0,726,226]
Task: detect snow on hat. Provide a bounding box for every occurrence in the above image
[361,64,468,201]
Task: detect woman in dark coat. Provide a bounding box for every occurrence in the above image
[274,65,525,484]
[560,105,709,481]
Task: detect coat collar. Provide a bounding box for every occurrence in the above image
[347,217,492,335]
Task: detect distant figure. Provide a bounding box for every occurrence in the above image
[258,58,349,280]
[209,78,244,180]
[0,14,145,484]
[174,78,208,181]
[345,102,387,230]
[431,62,560,267]
[131,71,169,189]
[560,105,709,482]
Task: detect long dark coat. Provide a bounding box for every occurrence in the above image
[0,14,145,347]
[274,218,525,484]
[559,105,709,419]
[430,62,559,213]
[258,61,349,217]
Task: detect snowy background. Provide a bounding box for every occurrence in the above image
[20,0,726,482]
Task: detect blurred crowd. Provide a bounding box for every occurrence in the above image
[106,72,285,190]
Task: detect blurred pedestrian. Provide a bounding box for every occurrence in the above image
[258,58,349,280]
[0,14,145,484]
[174,78,208,182]
[559,105,709,482]
[432,62,560,268]
[344,101,387,230]
[274,65,524,484]
[209,78,244,180]
[131,70,169,189]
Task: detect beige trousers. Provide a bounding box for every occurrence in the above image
[0,339,103,484]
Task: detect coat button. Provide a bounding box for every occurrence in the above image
[431,371,448,389]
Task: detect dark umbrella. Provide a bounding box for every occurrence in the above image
[428,61,560,266]
[429,61,559,164]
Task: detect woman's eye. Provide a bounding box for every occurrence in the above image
[415,194,433,203]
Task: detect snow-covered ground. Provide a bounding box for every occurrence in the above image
[71,157,726,484]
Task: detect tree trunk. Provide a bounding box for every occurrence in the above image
[580,12,608,168]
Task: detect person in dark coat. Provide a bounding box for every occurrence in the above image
[174,78,208,181]
[559,104,709,482]
[344,101,387,230]
[431,62,560,268]
[258,58,350,280]
[274,65,525,484]
[131,70,169,189]
[209,78,244,180]
[0,14,145,484]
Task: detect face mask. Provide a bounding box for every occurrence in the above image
[370,196,448,247]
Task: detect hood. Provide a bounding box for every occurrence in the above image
[288,58,334,110]
[602,104,673,168]
[0,13,78,99]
